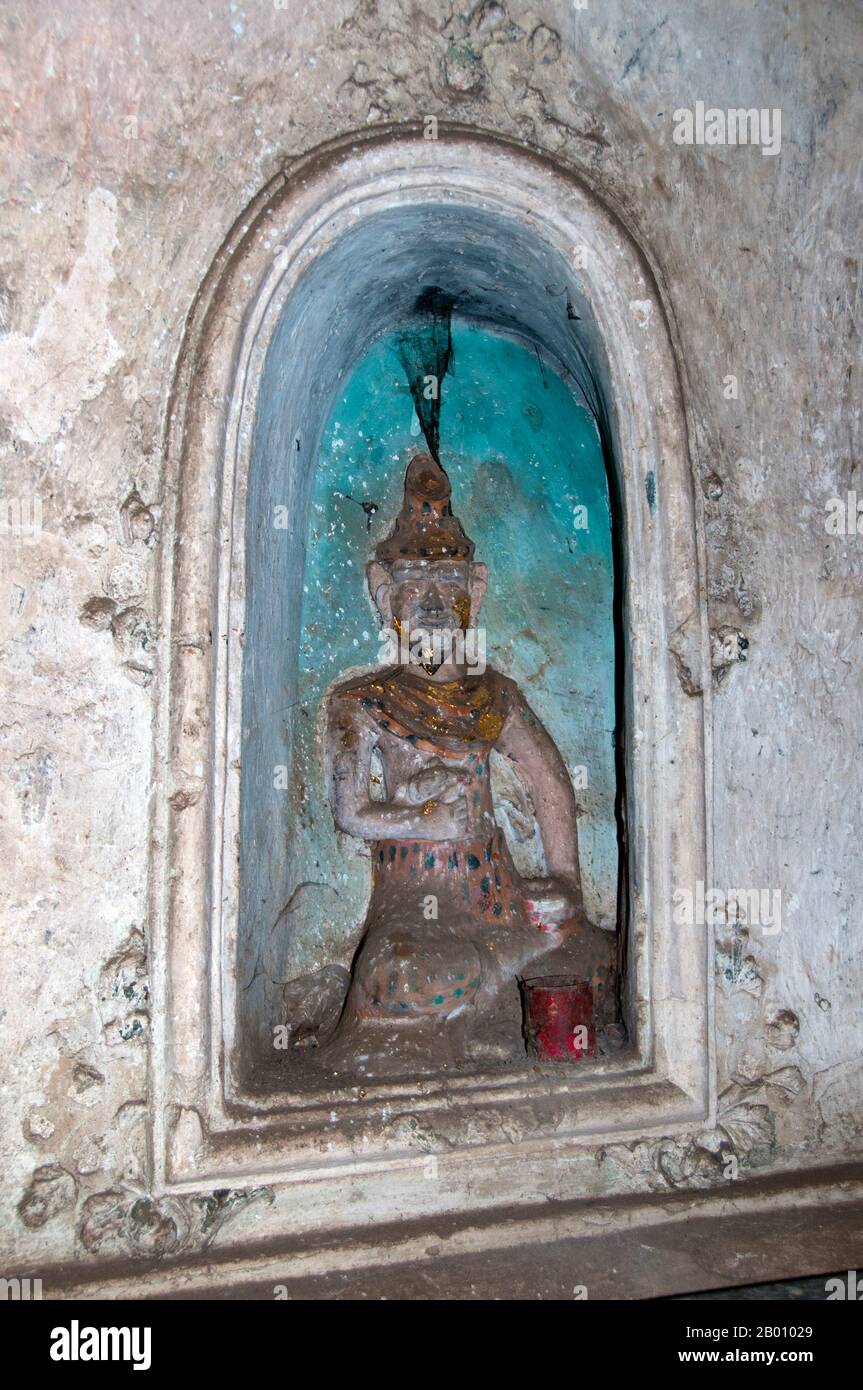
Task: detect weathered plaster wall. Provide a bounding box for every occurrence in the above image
[0,0,860,1281]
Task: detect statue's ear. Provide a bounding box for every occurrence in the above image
[468,563,488,626]
[366,560,393,626]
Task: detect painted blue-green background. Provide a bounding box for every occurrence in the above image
[278,322,616,982]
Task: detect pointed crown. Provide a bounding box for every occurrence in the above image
[375,454,475,564]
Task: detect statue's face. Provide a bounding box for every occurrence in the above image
[388,558,473,635]
[367,556,488,671]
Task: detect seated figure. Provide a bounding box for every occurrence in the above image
[318,453,616,1075]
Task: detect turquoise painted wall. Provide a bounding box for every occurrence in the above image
[277,322,616,983]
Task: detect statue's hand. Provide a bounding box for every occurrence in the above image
[522,878,584,933]
[407,761,470,806]
[416,792,469,841]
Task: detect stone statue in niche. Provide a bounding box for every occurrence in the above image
[312,453,615,1076]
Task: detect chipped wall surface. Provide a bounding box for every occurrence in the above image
[0,0,861,1282]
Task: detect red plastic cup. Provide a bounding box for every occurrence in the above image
[522,975,596,1061]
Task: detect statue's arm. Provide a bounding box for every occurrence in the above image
[495,691,583,905]
[326,698,465,842]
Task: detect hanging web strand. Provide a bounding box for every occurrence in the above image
[396,286,457,462]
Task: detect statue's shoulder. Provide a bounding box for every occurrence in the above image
[479,668,538,730]
[328,666,400,711]
[482,667,524,709]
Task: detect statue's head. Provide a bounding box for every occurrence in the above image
[366,455,487,638]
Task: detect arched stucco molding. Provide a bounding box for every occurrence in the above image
[151,127,712,1192]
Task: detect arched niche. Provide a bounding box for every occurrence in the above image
[152,129,711,1190]
[243,204,623,1067]
[267,318,618,1023]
